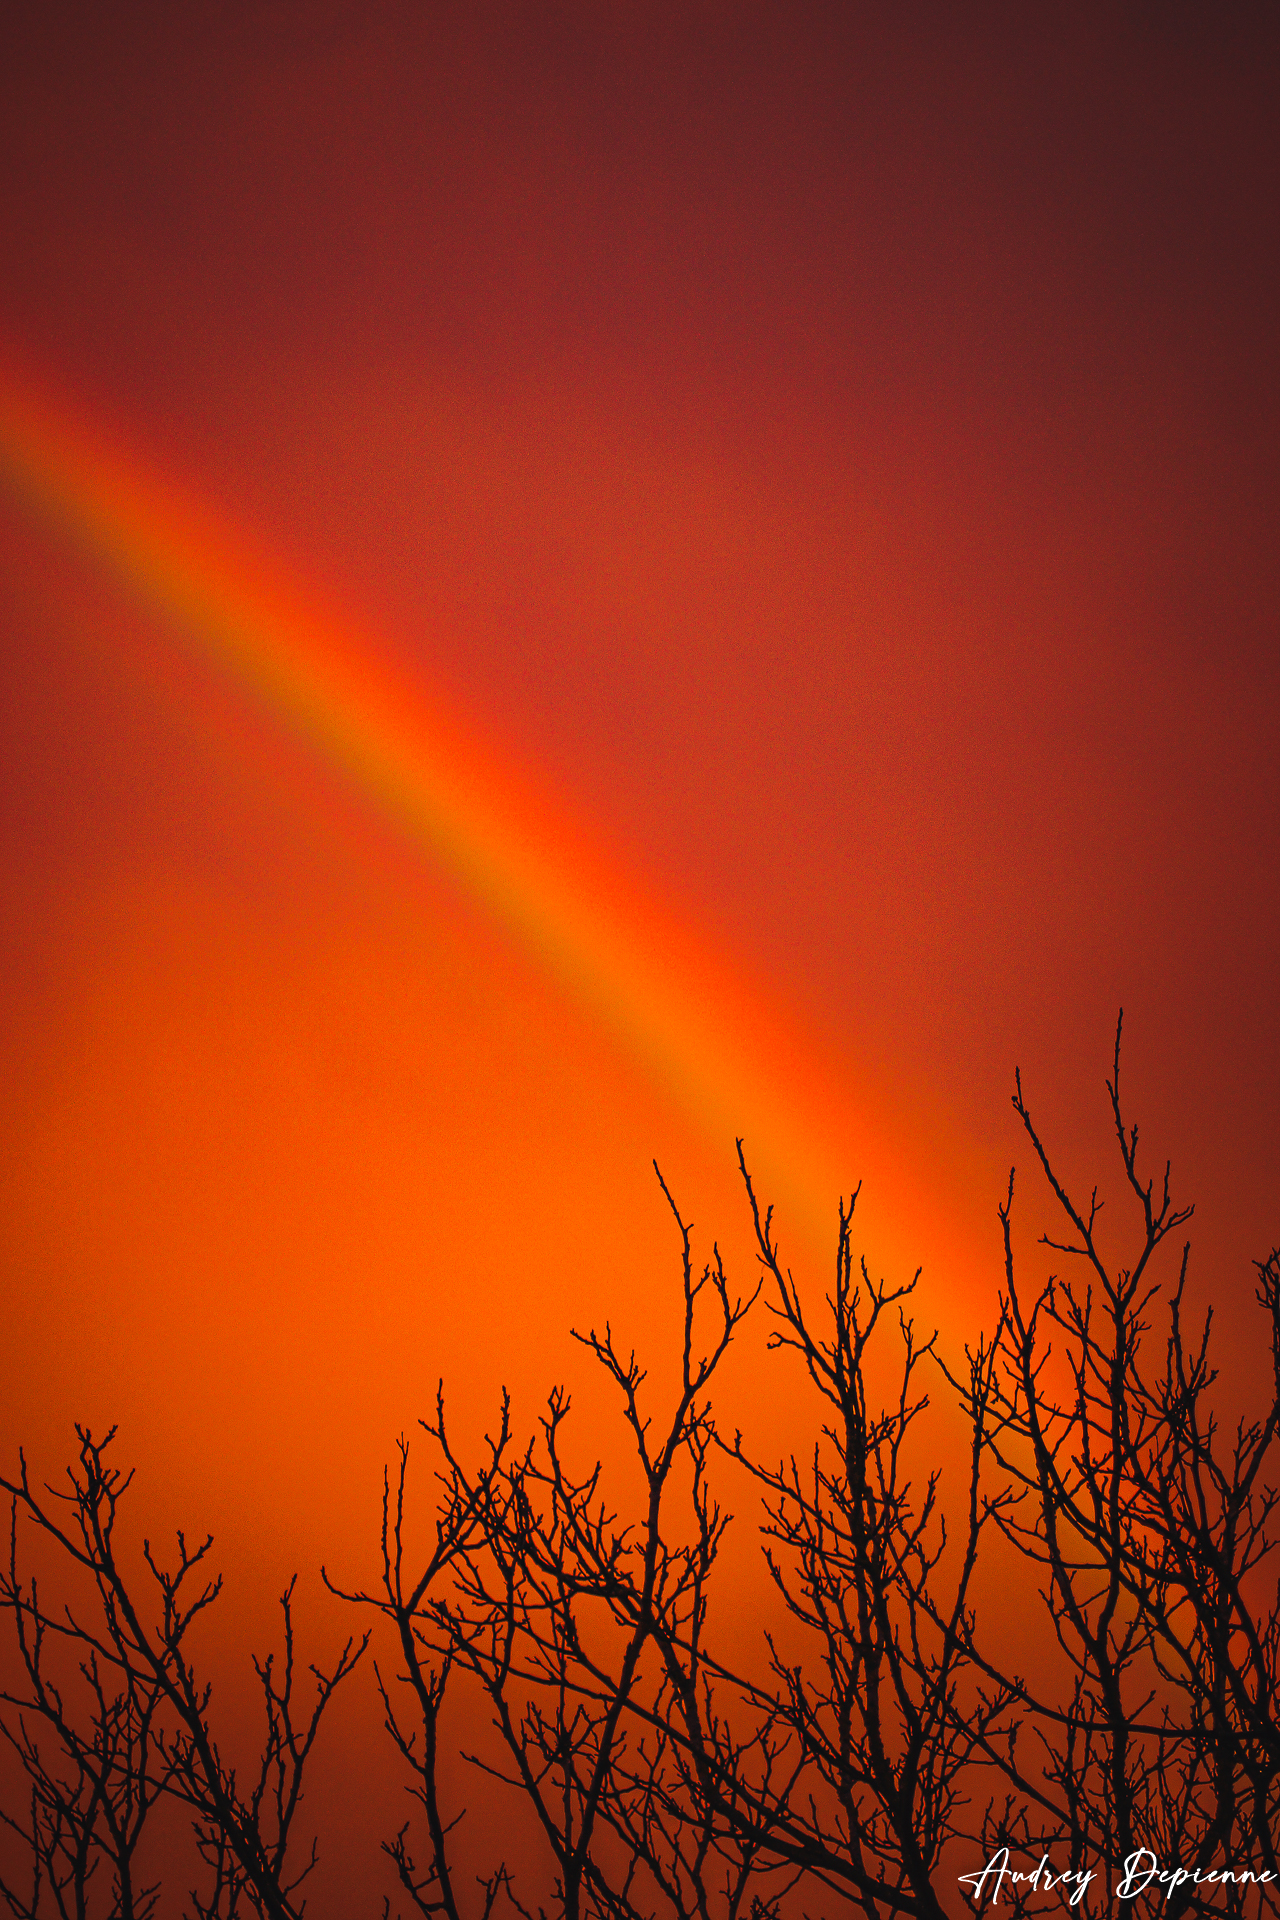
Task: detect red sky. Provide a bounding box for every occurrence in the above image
[1,5,1278,1909]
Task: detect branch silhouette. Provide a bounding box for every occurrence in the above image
[6,1024,1279,1919]
[0,1430,366,1919]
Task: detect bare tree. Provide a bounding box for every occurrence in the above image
[0,1428,366,1920]
[326,1170,768,1920]
[328,1156,1017,1920]
[0,1486,175,1920]
[697,1144,1017,1920]
[942,1016,1280,1919]
[340,1025,1280,1920]
[7,1024,1280,1920]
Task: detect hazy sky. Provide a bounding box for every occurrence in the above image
[1,8,1277,1905]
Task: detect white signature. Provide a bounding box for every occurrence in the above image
[959,1846,1278,1907]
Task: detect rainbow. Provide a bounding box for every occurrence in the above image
[0,359,950,1279]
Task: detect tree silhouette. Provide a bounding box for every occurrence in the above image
[4,1023,1279,1918]
[0,1430,367,1919]
[942,1022,1280,1918]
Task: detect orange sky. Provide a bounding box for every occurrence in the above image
[1,7,1278,1911]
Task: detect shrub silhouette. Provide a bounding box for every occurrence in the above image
[4,1022,1279,1919]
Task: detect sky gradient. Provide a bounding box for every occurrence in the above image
[1,6,1278,1909]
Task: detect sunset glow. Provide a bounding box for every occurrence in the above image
[1,9,1277,1915]
[0,362,901,1266]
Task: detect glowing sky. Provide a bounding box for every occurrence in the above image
[1,7,1277,1909]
